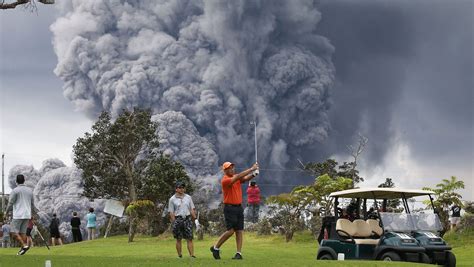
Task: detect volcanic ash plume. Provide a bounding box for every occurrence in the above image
[52,0,335,182]
[8,161,105,241]
[33,166,106,241]
[8,165,41,190]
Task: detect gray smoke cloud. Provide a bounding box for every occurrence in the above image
[8,161,106,242]
[8,165,41,190]
[51,0,335,187]
[33,166,106,241]
[39,158,67,175]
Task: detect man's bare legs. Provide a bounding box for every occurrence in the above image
[235,230,243,253]
[13,233,26,247]
[186,239,194,257]
[176,239,182,257]
[214,228,235,248]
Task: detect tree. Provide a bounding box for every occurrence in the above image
[0,0,54,10]
[300,158,363,186]
[338,161,364,185]
[73,109,191,242]
[378,178,402,212]
[266,174,352,241]
[300,159,338,179]
[423,176,465,234]
[295,174,353,216]
[266,192,307,242]
[346,133,368,186]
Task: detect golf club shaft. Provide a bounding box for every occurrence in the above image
[33,221,50,250]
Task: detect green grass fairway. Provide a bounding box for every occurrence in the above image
[0,231,472,266]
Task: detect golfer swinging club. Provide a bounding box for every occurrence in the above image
[210,161,259,260]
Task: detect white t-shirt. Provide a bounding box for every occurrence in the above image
[168,194,195,217]
[7,184,35,219]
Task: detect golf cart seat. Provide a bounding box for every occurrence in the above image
[336,219,380,245]
[366,219,383,236]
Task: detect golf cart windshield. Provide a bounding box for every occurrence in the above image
[380,212,443,232]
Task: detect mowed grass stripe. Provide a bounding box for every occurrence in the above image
[0,231,471,266]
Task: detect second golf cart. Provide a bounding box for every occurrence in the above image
[316,188,455,266]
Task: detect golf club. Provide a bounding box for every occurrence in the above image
[32,221,50,250]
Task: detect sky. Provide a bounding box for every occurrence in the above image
[0,0,472,201]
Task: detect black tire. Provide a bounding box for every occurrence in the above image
[420,253,431,264]
[444,251,456,267]
[381,251,401,261]
[318,253,334,260]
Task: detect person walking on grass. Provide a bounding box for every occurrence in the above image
[6,174,38,255]
[49,213,63,246]
[86,208,96,240]
[210,161,259,260]
[168,181,199,258]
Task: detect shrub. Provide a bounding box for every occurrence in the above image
[464,201,474,214]
[457,213,474,233]
[256,217,272,236]
[308,216,322,239]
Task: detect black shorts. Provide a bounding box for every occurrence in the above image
[224,204,244,231]
[50,229,60,239]
[26,227,32,237]
[172,217,193,240]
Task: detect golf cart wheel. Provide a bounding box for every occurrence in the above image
[420,253,431,264]
[444,251,456,267]
[381,251,401,261]
[318,253,335,260]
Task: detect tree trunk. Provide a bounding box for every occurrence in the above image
[197,228,204,240]
[128,217,137,243]
[285,230,294,242]
[127,167,138,243]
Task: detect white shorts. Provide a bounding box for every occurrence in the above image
[450,217,461,225]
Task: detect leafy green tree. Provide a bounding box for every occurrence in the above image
[423,176,465,233]
[267,192,307,242]
[295,174,353,216]
[301,159,338,179]
[301,158,363,186]
[338,161,364,185]
[378,178,402,212]
[73,109,191,242]
[266,174,352,241]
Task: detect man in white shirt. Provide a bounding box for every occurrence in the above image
[168,181,198,258]
[6,174,37,255]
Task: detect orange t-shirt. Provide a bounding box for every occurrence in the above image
[221,175,242,205]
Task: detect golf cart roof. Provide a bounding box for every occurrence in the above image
[329,188,435,199]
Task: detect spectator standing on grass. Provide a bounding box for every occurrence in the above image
[86,208,97,240]
[450,204,462,230]
[49,213,63,246]
[246,181,261,223]
[71,211,82,242]
[168,181,198,258]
